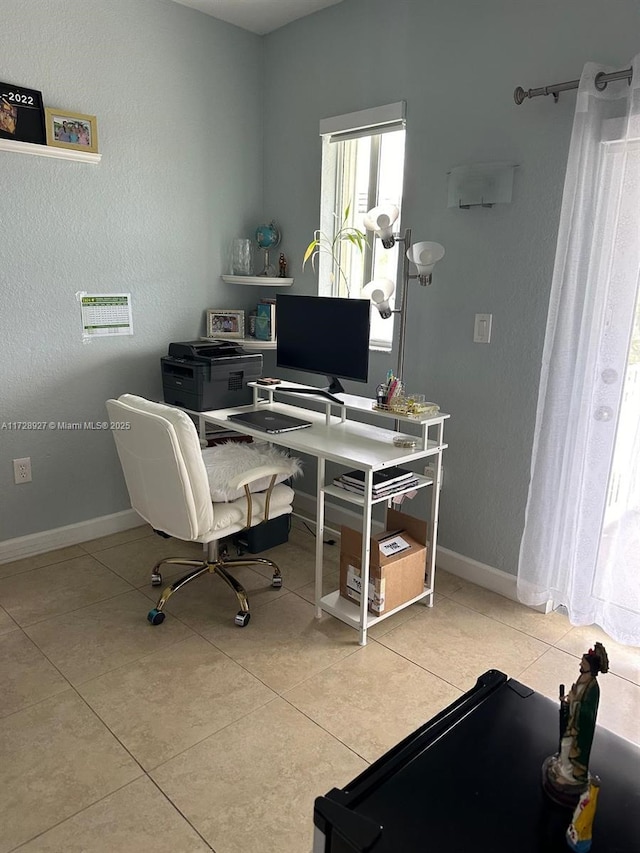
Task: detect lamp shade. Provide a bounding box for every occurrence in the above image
[406,242,445,279]
[363,204,399,248]
[363,278,395,319]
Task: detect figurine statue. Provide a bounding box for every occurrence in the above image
[278,252,287,278]
[542,642,609,807]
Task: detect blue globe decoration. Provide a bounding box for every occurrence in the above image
[255,222,281,250]
[254,222,281,276]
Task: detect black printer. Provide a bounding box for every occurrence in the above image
[161,340,262,411]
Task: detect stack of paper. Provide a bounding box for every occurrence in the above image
[333,466,419,496]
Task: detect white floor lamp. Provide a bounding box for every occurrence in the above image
[362,205,445,384]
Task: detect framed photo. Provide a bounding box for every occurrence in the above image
[0,82,45,144]
[44,108,98,153]
[207,309,245,339]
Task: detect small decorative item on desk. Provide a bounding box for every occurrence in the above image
[542,642,609,808]
[255,221,281,276]
[373,373,439,418]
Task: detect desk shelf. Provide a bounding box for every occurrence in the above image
[323,473,433,507]
[319,587,434,630]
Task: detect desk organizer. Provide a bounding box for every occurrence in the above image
[373,396,440,418]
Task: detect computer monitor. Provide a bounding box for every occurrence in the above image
[276,294,370,396]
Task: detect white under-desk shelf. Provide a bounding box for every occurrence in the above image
[319,586,434,631]
[0,138,101,163]
[323,472,433,506]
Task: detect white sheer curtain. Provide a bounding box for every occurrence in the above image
[518,56,640,646]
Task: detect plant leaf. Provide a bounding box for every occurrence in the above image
[302,240,319,267]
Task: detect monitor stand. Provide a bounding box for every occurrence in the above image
[275,376,344,406]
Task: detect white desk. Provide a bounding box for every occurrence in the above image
[200,387,448,645]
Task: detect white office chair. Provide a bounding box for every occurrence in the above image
[106,394,301,627]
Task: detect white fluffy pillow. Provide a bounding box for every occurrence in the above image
[202,441,302,501]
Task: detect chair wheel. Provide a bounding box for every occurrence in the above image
[147,608,165,625]
[271,575,283,588]
[234,611,251,627]
[151,572,163,586]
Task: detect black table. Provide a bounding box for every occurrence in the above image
[313,670,640,852]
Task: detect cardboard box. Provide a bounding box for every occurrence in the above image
[339,509,429,616]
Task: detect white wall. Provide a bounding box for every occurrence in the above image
[262,0,640,575]
[0,0,264,539]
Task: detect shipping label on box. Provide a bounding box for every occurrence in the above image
[345,563,386,613]
[379,534,411,557]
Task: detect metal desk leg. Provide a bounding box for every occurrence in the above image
[315,457,325,619]
[425,420,445,607]
[358,469,373,645]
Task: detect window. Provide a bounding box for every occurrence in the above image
[318,103,406,350]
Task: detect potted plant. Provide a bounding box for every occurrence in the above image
[302,203,368,296]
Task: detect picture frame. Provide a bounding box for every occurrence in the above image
[44,108,98,153]
[0,81,45,144]
[206,309,245,339]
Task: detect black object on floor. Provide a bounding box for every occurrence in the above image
[236,513,289,553]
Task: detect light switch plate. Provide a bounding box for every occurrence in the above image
[474,313,492,343]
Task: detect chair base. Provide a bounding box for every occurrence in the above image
[146,555,282,627]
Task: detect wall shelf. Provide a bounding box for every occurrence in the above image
[199,336,276,350]
[0,138,101,163]
[221,275,293,287]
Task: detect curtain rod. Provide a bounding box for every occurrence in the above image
[514,66,632,105]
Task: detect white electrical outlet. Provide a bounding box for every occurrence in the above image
[424,464,443,487]
[13,457,32,484]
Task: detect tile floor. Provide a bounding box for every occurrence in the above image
[1,518,639,852]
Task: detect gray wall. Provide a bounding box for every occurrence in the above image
[1,0,263,539]
[3,0,638,577]
[262,0,640,574]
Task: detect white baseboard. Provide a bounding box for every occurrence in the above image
[435,546,518,601]
[0,509,143,564]
[2,498,548,613]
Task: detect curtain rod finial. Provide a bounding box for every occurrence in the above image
[514,86,527,105]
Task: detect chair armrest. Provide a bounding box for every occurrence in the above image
[226,464,294,492]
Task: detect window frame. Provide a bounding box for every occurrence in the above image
[317,102,406,351]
